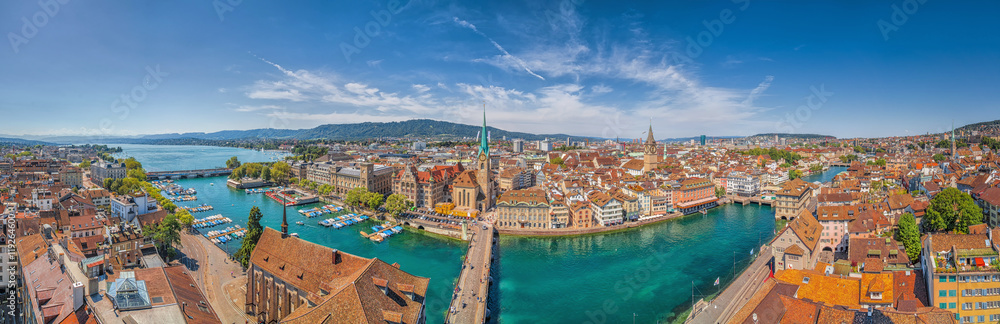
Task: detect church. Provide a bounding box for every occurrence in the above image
[452,109,497,216]
[643,123,663,173]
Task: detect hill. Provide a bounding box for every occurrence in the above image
[748,133,836,140]
[89,119,592,143]
[0,137,53,146]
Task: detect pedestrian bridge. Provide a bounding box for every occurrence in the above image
[146,168,232,180]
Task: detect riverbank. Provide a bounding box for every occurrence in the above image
[498,209,704,238]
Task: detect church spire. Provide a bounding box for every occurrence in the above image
[646,121,655,144]
[480,104,489,157]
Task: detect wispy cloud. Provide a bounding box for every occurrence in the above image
[453,17,546,81]
[742,75,774,107]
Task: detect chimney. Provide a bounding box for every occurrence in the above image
[72,282,85,311]
[332,249,341,264]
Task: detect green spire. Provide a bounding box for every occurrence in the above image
[480,104,489,157]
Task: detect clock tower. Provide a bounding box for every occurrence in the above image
[643,123,659,173]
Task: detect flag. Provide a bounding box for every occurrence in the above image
[714,277,720,286]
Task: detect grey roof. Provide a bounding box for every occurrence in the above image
[108,275,151,310]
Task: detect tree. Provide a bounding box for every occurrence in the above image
[788,169,803,180]
[932,154,946,162]
[176,209,194,229]
[127,168,147,181]
[921,187,983,233]
[384,194,413,217]
[103,178,114,189]
[895,213,921,262]
[365,191,384,210]
[318,184,334,196]
[234,206,264,268]
[226,156,241,169]
[150,214,183,260]
[122,157,143,171]
[715,187,726,198]
[839,154,858,163]
[550,156,564,166]
[809,164,823,172]
[270,162,291,185]
[261,167,271,182]
[345,187,368,207]
[80,160,91,169]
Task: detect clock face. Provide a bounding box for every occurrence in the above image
[479,154,487,162]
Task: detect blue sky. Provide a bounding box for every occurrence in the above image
[2,0,999,139]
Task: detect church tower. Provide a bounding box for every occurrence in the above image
[477,106,494,210]
[643,123,658,173]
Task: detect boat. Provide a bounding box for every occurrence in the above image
[296,221,304,225]
[290,233,299,237]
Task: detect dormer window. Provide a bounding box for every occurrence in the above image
[870,291,882,300]
[372,277,388,295]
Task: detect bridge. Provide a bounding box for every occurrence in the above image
[146,168,232,180]
[446,222,496,324]
[729,195,773,206]
[828,161,852,167]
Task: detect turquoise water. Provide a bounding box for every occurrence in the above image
[170,176,465,324]
[111,144,289,171]
[802,166,847,183]
[494,203,776,323]
[109,144,846,324]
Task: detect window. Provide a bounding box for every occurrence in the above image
[950,290,957,297]
[950,302,956,309]
[940,276,947,283]
[941,290,948,297]
[950,276,956,282]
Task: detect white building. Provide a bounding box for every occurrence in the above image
[111,192,158,223]
[590,192,623,226]
[31,188,53,211]
[512,139,524,153]
[411,141,427,151]
[726,172,761,197]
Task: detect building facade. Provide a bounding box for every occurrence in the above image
[775,178,813,220]
[495,189,551,229]
[90,159,127,186]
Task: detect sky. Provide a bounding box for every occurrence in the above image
[2,0,999,140]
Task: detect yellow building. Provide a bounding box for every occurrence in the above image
[923,232,1000,323]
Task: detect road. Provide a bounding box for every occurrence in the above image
[179,231,252,323]
[446,220,495,324]
[688,246,772,324]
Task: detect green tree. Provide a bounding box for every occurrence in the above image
[714,187,726,198]
[127,168,147,181]
[922,187,983,233]
[234,206,264,268]
[788,169,803,180]
[176,209,194,229]
[150,214,183,260]
[895,213,921,262]
[384,194,413,217]
[550,156,564,166]
[261,167,271,182]
[809,164,823,172]
[318,184,334,196]
[122,157,143,171]
[79,160,91,169]
[103,177,114,189]
[270,162,291,185]
[226,156,241,169]
[839,154,858,163]
[932,154,946,162]
[345,187,368,207]
[365,191,384,209]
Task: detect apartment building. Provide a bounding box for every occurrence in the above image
[776,178,813,220]
[495,189,551,229]
[90,159,127,186]
[922,231,1000,323]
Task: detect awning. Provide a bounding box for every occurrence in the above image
[976,257,985,267]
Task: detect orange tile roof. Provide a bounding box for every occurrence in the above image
[775,269,862,309]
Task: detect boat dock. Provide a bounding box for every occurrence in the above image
[205,226,247,243]
[360,223,403,242]
[298,205,342,218]
[179,204,215,213]
[192,214,232,228]
[447,222,496,324]
[169,195,197,202]
[319,214,369,229]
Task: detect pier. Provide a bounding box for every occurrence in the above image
[146,168,232,180]
[447,222,496,324]
[205,226,246,240]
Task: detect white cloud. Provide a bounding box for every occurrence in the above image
[742,75,774,107]
[454,17,546,81]
[234,105,283,112]
[591,84,613,94]
[367,59,383,68]
[412,84,431,93]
